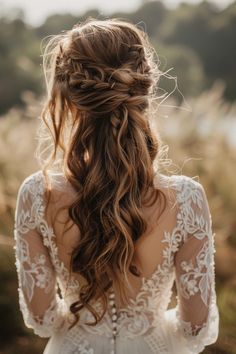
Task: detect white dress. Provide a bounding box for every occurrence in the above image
[14,170,219,354]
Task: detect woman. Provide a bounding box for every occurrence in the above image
[14,18,219,354]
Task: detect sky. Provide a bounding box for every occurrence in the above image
[0,0,234,26]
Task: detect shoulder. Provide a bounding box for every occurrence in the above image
[156,173,207,209]
[17,170,45,200]
[156,174,205,201]
[16,171,48,213]
[15,171,46,226]
[16,170,76,218]
[171,174,205,204]
[156,175,213,246]
[170,175,212,236]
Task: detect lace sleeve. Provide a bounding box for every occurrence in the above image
[167,178,219,353]
[14,172,69,338]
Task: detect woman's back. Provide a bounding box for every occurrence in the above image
[14,169,219,353]
[38,170,177,307]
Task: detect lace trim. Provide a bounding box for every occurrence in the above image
[38,218,80,295]
[175,295,219,353]
[18,291,69,338]
[30,172,80,294]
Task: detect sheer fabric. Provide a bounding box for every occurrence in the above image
[14,170,219,354]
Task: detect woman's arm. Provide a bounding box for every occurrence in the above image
[14,173,69,338]
[174,181,219,351]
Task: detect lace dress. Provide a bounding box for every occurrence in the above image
[14,170,219,354]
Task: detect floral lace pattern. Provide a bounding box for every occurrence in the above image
[14,170,219,353]
[15,238,54,301]
[38,217,80,297]
[14,172,72,338]
[179,239,212,306]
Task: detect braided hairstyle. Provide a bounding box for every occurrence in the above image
[40,18,166,327]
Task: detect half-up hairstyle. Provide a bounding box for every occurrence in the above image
[39,17,167,328]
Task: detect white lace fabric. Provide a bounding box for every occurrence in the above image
[14,170,219,353]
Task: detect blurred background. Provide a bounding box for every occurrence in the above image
[0,0,236,353]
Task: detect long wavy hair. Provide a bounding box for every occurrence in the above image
[38,17,167,328]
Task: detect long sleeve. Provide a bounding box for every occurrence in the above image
[14,172,69,338]
[167,179,219,353]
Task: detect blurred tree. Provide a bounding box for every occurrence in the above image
[208,2,236,100]
[36,13,81,37]
[0,16,41,114]
[112,1,167,37]
[131,1,167,36]
[159,1,236,100]
[154,42,205,100]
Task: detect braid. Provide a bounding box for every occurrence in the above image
[55,51,152,117]
[55,44,153,139]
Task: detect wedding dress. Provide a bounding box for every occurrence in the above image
[14,170,219,354]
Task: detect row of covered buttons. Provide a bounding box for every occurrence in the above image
[109,288,117,354]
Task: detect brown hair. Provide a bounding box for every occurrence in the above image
[39,17,167,328]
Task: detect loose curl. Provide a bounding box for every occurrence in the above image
[39,17,167,328]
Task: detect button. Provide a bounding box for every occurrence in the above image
[112,314,117,321]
